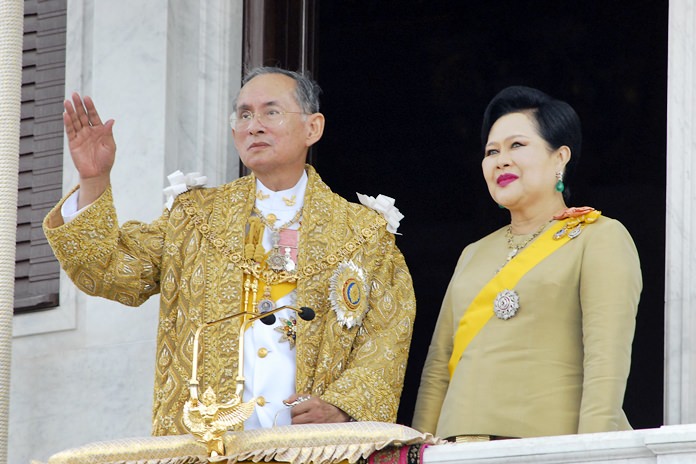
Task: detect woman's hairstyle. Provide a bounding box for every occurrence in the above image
[235,66,322,114]
[481,86,582,199]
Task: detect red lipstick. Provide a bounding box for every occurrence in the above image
[497,173,518,187]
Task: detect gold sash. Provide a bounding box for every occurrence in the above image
[447,220,577,378]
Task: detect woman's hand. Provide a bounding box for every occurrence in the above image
[63,92,116,208]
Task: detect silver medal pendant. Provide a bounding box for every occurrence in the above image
[493,289,520,320]
[553,226,567,240]
[568,224,583,239]
[283,247,296,272]
[257,298,276,313]
[267,247,288,271]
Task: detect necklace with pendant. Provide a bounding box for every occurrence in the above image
[493,220,552,320]
[253,206,302,272]
[497,220,551,274]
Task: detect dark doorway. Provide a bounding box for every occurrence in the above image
[314,1,666,429]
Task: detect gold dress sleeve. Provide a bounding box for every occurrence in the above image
[577,218,641,432]
[411,244,476,434]
[43,186,168,306]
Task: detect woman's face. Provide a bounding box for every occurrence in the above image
[482,112,567,210]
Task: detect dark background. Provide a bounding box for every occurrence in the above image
[313,1,667,429]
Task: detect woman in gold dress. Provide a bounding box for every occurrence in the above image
[412,86,642,441]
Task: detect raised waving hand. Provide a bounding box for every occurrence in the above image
[63,92,116,208]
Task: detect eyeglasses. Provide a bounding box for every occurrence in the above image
[229,109,308,130]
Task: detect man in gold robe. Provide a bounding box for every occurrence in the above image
[43,67,416,435]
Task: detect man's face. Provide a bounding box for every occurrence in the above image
[231,73,317,181]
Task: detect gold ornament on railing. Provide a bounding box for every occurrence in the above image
[183,305,316,457]
[182,387,256,457]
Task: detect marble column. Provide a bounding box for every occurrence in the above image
[665,0,696,426]
[164,0,243,186]
[8,1,243,463]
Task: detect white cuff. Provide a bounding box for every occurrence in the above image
[61,189,91,223]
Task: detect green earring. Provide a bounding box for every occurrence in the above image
[498,203,506,209]
[555,171,565,193]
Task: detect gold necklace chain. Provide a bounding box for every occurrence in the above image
[252,205,303,232]
[496,220,551,274]
[178,195,386,285]
[505,221,549,255]
[252,206,303,272]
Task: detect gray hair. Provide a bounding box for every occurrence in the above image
[233,66,322,114]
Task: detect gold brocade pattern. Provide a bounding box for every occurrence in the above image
[43,166,416,436]
[223,422,444,463]
[44,434,207,464]
[177,197,387,285]
[44,423,443,464]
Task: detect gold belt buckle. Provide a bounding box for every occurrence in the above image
[455,435,491,443]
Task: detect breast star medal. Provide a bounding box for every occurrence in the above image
[329,260,369,329]
[274,317,297,348]
[493,289,520,320]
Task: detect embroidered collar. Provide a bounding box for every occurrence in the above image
[255,171,307,215]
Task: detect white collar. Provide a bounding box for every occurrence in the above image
[255,170,308,212]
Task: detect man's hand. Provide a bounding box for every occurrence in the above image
[285,394,352,424]
[63,92,116,208]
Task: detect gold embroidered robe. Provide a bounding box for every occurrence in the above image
[43,166,416,436]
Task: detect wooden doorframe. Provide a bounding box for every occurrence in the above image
[240,0,318,176]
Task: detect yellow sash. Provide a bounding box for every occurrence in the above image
[242,279,296,329]
[447,220,576,378]
[257,280,296,303]
[245,219,298,310]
